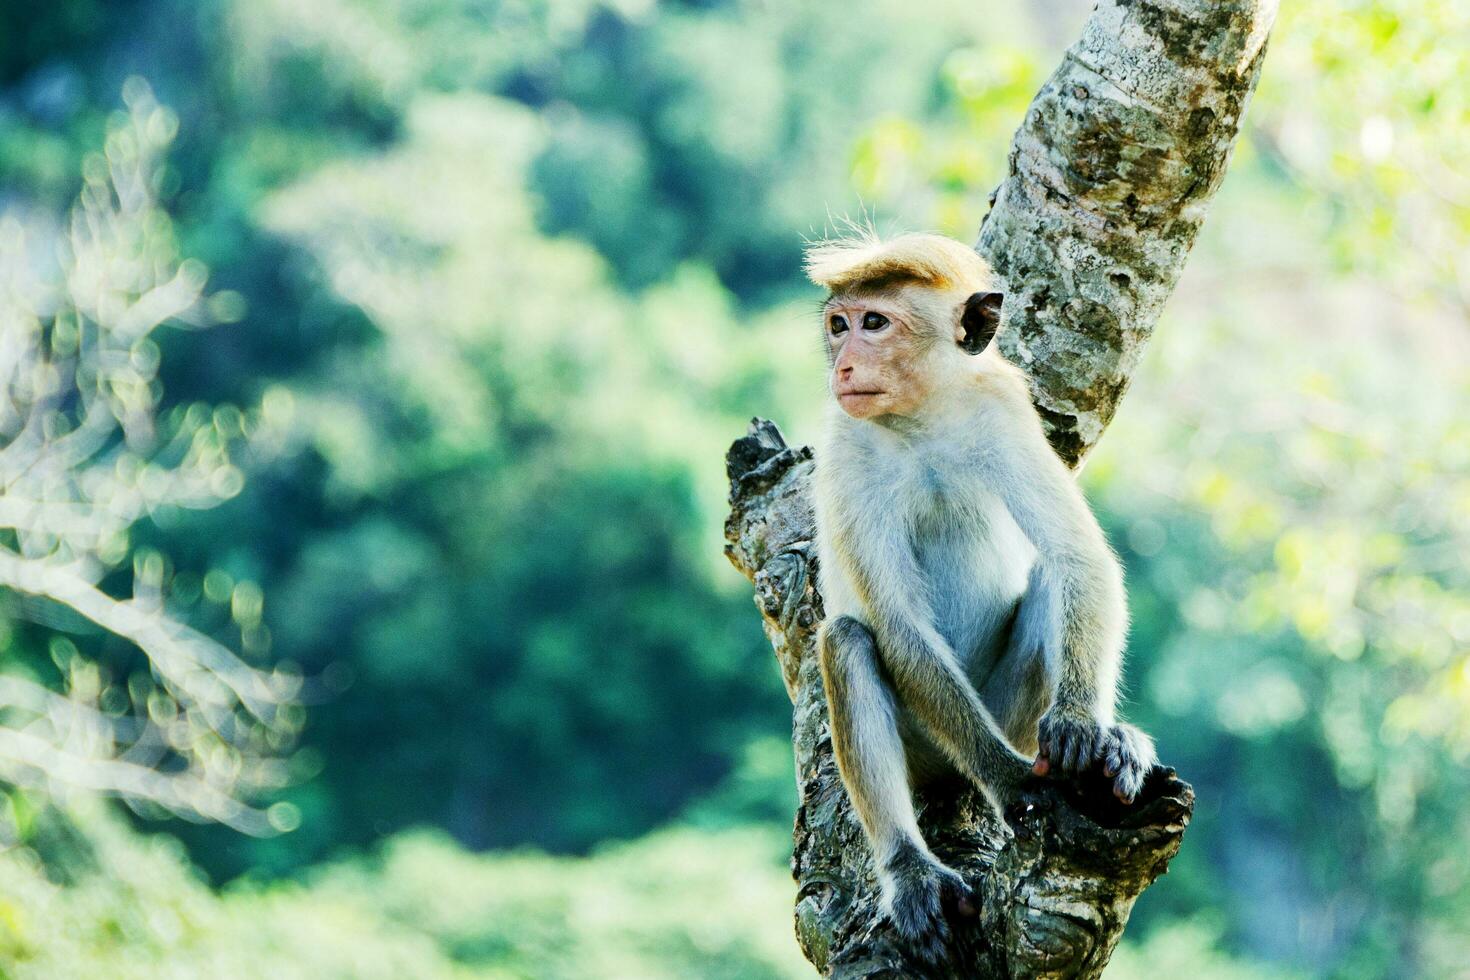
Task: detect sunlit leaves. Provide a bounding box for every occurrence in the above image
[0,82,298,835]
[1251,0,1470,306]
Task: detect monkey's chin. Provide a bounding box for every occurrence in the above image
[837,392,887,418]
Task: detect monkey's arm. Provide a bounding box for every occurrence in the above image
[979,425,1156,798]
[985,434,1125,718]
[826,507,1034,804]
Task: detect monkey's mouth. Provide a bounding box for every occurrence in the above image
[837,390,885,399]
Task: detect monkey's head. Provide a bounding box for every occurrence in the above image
[805,232,1004,422]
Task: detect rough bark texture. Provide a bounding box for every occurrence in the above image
[983,0,1276,467]
[723,1,1277,976]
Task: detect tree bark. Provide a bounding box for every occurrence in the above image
[724,1,1277,976]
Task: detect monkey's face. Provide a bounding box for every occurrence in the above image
[824,292,944,420]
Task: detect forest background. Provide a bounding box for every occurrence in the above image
[0,0,1467,976]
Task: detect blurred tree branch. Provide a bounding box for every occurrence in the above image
[726,0,1278,975]
[0,81,298,836]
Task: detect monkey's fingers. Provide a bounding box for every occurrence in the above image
[1037,721,1059,771]
[887,859,970,964]
[1105,723,1155,803]
[1036,718,1089,776]
[1112,772,1140,804]
[1062,733,1085,773]
[940,876,979,919]
[1060,723,1099,774]
[1111,757,1147,804]
[1102,732,1125,778]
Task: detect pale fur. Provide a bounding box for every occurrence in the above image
[808,233,1154,954]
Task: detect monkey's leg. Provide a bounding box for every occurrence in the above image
[818,616,975,962]
[980,648,1049,758]
[979,653,1050,758]
[876,618,1035,810]
[979,573,1057,757]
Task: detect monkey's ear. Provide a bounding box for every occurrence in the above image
[958,291,1003,354]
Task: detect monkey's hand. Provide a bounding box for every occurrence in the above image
[879,843,978,964]
[1034,705,1105,779]
[1034,709,1157,804]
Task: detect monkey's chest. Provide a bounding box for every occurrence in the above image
[908,473,1034,662]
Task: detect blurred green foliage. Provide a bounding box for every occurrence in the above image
[0,0,1467,976]
[0,804,808,978]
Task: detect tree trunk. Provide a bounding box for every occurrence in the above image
[723,1,1277,976]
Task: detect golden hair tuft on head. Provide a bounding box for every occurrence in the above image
[803,231,995,294]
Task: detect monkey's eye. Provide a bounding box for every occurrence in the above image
[862,312,890,331]
[829,314,849,335]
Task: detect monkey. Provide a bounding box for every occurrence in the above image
[807,231,1156,959]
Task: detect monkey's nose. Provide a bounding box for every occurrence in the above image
[839,366,854,380]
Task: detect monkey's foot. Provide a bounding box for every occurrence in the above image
[880,844,977,964]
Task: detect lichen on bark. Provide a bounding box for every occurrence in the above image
[724,1,1278,976]
[982,0,1277,466]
